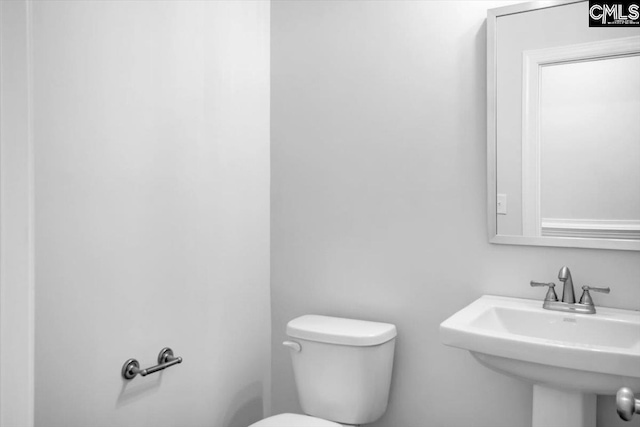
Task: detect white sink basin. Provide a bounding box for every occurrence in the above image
[440,295,640,427]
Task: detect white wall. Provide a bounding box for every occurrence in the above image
[270,2,640,427]
[0,1,35,425]
[30,1,270,426]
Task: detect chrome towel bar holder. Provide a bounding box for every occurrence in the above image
[122,347,182,380]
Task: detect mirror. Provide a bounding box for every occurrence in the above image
[488,0,640,250]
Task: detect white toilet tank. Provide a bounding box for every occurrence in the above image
[285,315,397,426]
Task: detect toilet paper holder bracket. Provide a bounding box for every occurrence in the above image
[121,347,183,380]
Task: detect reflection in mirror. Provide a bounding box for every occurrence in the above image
[539,55,640,239]
[488,0,640,250]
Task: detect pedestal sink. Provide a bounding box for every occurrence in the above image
[440,295,640,427]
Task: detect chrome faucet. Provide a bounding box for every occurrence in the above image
[530,266,610,314]
[558,266,576,303]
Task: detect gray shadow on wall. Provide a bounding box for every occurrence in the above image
[222,381,265,427]
[115,371,163,408]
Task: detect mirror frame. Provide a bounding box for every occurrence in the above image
[487,0,640,251]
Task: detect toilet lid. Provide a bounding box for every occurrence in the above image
[248,413,341,427]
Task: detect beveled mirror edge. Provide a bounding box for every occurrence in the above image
[486,0,640,251]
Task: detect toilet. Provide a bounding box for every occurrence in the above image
[250,314,397,427]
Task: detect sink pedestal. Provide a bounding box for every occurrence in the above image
[532,385,596,427]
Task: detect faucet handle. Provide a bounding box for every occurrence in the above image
[530,281,558,302]
[579,285,610,306]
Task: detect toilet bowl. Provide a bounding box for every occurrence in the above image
[249,413,341,427]
[249,315,397,427]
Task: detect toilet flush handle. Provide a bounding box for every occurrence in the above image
[283,341,301,352]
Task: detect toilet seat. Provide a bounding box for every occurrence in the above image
[249,413,342,427]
